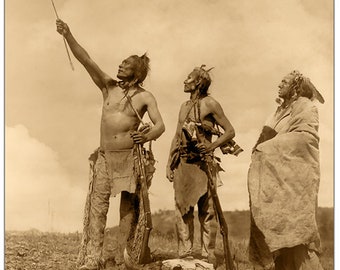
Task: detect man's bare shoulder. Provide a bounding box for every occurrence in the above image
[137,87,151,95]
[133,88,160,108]
[180,100,191,109]
[136,88,154,100]
[202,95,220,107]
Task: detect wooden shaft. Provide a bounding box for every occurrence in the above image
[51,0,74,70]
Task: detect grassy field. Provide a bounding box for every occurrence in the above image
[5,207,333,270]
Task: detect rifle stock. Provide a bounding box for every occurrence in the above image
[205,160,235,270]
[136,144,153,264]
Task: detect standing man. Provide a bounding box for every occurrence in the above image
[56,19,165,270]
[166,65,236,265]
[248,70,324,270]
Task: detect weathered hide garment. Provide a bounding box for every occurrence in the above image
[172,119,223,258]
[248,97,323,269]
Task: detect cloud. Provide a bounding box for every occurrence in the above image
[5,125,87,232]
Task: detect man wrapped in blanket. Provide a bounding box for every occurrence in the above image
[248,70,325,270]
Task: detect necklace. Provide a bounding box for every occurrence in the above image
[185,97,200,122]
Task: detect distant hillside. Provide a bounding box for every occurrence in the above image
[103,207,333,269]
[151,207,334,242]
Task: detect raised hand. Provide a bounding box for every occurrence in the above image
[56,19,70,36]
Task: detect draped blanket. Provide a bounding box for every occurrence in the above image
[248,97,321,266]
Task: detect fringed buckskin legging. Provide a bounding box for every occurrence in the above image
[77,149,138,268]
[174,191,218,258]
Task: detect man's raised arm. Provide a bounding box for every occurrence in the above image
[56,19,115,91]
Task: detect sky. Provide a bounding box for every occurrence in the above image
[5,0,334,232]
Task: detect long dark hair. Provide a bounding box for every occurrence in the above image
[130,53,150,85]
[193,65,214,97]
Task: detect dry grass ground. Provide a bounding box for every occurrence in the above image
[5,208,333,270]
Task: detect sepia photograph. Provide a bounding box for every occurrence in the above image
[5,0,334,269]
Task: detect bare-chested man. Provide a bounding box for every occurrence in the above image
[56,19,165,270]
[166,65,235,265]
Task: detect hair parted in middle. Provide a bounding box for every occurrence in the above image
[193,65,214,97]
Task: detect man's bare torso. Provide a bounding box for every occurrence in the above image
[179,97,215,143]
[100,86,147,150]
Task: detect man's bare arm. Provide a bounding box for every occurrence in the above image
[166,105,185,181]
[167,113,184,164]
[143,92,165,142]
[205,98,235,152]
[56,19,115,93]
[130,91,165,144]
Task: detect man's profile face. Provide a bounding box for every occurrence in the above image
[117,57,136,81]
[278,74,294,98]
[184,71,199,93]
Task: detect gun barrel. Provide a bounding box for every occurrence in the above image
[205,162,235,270]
